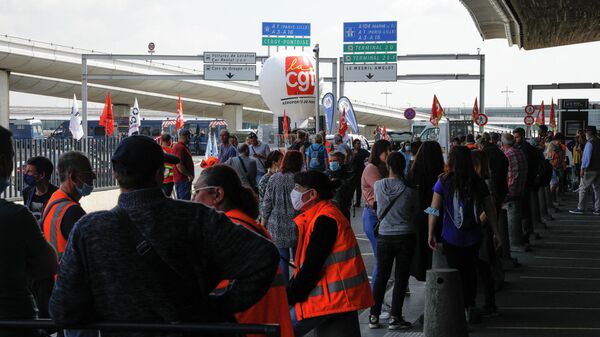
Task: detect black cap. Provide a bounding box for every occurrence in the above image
[112,135,180,173]
[586,125,597,135]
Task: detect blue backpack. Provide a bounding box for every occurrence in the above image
[308,144,325,170]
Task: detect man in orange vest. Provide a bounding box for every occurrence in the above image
[41,151,97,337]
[287,171,374,337]
[42,151,95,259]
[159,134,174,197]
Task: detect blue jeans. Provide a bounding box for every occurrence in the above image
[362,207,378,288]
[279,247,296,286]
[175,180,191,200]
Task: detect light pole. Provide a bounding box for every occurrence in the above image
[313,44,320,134]
[381,88,392,106]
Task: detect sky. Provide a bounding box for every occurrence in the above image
[2,0,600,110]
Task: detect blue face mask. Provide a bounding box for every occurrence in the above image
[405,145,411,152]
[23,174,36,187]
[0,178,9,193]
[329,161,341,171]
[76,181,94,197]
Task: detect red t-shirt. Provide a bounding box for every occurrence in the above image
[172,142,194,184]
[162,146,174,184]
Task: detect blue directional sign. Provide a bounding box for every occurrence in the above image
[262,22,311,36]
[343,21,397,42]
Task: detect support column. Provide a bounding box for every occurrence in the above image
[222,104,243,132]
[0,70,9,129]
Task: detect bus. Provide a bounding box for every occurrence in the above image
[9,119,45,140]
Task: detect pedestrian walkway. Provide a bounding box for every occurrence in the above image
[359,192,600,337]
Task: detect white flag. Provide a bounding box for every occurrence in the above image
[69,94,84,140]
[128,98,141,136]
[213,133,219,157]
[205,132,213,159]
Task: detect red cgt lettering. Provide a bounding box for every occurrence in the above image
[285,56,315,95]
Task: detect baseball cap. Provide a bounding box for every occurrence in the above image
[112,135,180,173]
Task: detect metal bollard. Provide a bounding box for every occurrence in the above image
[498,207,512,259]
[424,269,468,337]
[538,188,550,220]
[506,200,526,250]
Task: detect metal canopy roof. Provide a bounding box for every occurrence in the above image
[460,0,600,50]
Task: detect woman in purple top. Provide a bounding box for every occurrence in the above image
[426,146,500,320]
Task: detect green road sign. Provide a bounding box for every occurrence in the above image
[262,37,311,47]
[343,43,397,53]
[343,54,397,63]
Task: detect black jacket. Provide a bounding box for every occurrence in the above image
[482,143,509,199]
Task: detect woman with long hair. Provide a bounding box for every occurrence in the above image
[361,139,391,287]
[426,146,501,321]
[193,164,294,337]
[406,141,445,281]
[369,152,418,330]
[258,150,283,200]
[470,150,500,317]
[261,150,304,284]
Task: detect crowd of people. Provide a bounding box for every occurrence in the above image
[2,122,599,337]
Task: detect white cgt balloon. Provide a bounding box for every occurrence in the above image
[259,50,317,130]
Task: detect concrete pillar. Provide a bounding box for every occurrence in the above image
[223,104,243,132]
[0,70,9,129]
[424,269,467,337]
[431,248,448,269]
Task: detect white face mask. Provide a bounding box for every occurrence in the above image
[290,189,313,211]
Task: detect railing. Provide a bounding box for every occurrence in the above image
[1,137,121,200]
[0,319,280,337]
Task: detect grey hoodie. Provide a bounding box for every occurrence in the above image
[374,178,418,235]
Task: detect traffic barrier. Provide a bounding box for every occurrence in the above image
[424,269,467,337]
[0,319,280,337]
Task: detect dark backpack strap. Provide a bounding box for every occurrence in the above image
[237,157,256,188]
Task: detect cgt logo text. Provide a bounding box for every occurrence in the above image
[285,56,315,96]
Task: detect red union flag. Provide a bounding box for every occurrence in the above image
[176,95,185,130]
[535,100,545,126]
[549,98,556,130]
[285,56,315,96]
[472,97,479,122]
[99,92,114,136]
[430,94,443,127]
[338,108,348,137]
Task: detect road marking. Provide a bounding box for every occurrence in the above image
[356,237,370,241]
[545,241,600,245]
[534,248,600,254]
[536,256,600,261]
[526,265,600,271]
[541,235,600,239]
[500,306,600,310]
[488,326,600,331]
[520,276,600,281]
[508,290,600,294]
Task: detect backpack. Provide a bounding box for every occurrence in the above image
[308,144,325,170]
[446,186,480,231]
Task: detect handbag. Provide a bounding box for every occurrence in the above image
[374,190,404,236]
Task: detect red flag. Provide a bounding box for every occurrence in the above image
[283,110,289,142]
[382,126,387,140]
[535,100,545,126]
[430,95,443,127]
[549,98,556,130]
[175,95,185,130]
[99,92,114,136]
[472,97,479,123]
[338,108,348,137]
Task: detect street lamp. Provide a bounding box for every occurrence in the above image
[381,88,392,106]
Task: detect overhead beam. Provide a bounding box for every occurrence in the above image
[527,82,600,104]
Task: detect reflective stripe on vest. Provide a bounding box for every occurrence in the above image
[48,201,72,251]
[309,271,369,297]
[300,245,361,269]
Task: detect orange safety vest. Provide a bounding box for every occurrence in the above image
[162,146,174,184]
[213,209,294,337]
[293,200,374,320]
[41,189,78,258]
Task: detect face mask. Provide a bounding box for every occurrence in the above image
[291,189,313,211]
[0,178,9,193]
[76,180,94,197]
[405,145,411,151]
[329,161,341,171]
[23,174,36,187]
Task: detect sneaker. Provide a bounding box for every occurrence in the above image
[369,314,380,329]
[569,208,584,215]
[379,311,390,320]
[593,210,600,215]
[480,305,500,318]
[388,316,411,330]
